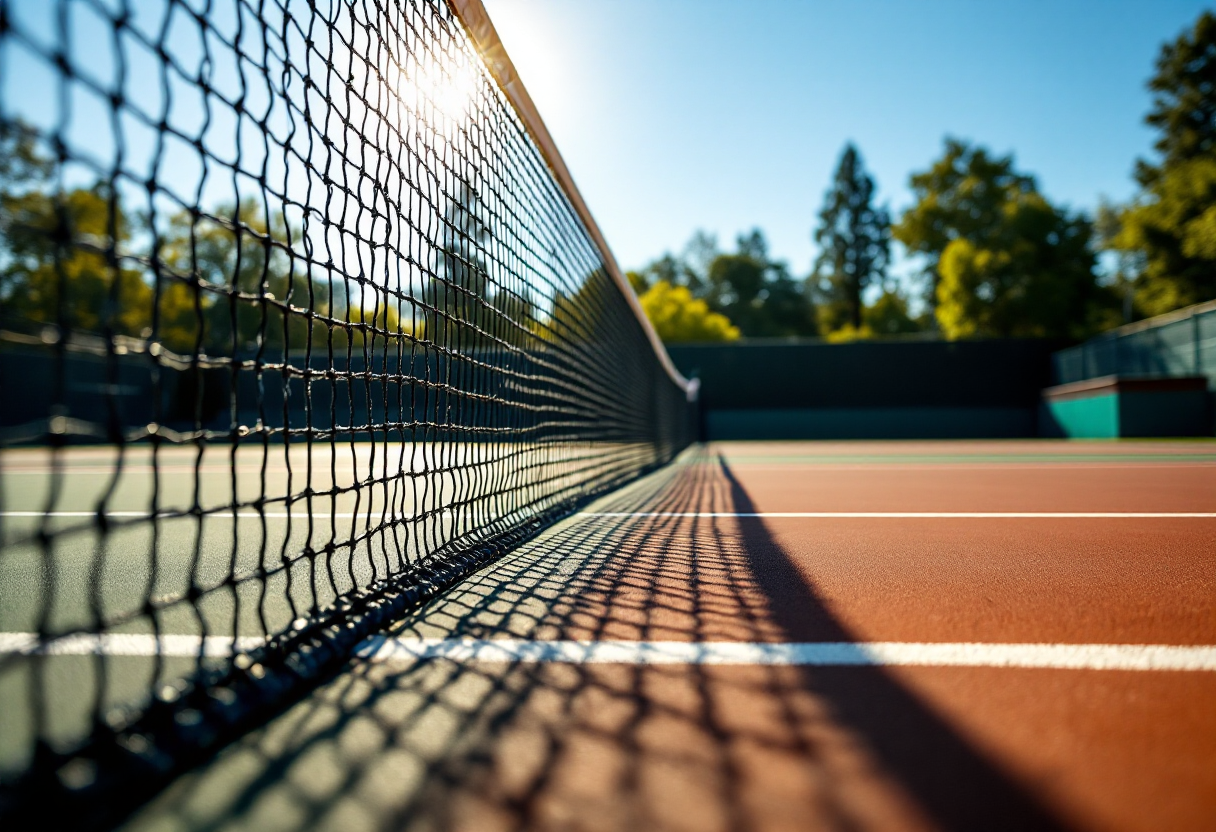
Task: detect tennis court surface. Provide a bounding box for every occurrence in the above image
[102,439,1212,832]
[2,0,1215,829]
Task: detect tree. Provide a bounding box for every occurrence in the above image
[893,139,1036,309]
[812,143,891,331]
[0,120,354,356]
[431,180,491,348]
[1094,200,1141,323]
[1107,11,1216,317]
[426,180,536,350]
[156,199,341,355]
[935,194,1106,339]
[637,280,739,343]
[895,138,1110,339]
[1,121,152,340]
[628,252,701,295]
[1140,11,1216,176]
[864,289,922,336]
[703,230,816,338]
[630,230,816,339]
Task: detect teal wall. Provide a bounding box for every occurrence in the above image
[708,407,1036,440]
[1039,395,1119,439]
[1040,389,1210,438]
[666,339,1062,440]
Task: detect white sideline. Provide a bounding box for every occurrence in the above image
[580,511,1216,519]
[3,633,1215,671]
[354,639,1216,670]
[0,632,264,656]
[4,510,1216,520]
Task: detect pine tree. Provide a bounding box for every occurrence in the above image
[812,143,891,331]
[1111,11,1216,316]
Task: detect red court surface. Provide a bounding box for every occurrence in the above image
[126,440,1216,832]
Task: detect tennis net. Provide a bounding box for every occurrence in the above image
[0,0,696,826]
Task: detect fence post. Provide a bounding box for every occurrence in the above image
[1195,310,1203,375]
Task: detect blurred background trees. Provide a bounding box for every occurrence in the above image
[1103,10,1216,318]
[0,121,151,340]
[0,119,413,357]
[812,143,891,337]
[631,8,1216,343]
[895,139,1115,340]
[629,275,739,343]
[627,229,816,343]
[3,8,1214,349]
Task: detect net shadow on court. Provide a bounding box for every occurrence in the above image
[127,448,1068,832]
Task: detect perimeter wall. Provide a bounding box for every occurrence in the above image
[666,339,1066,440]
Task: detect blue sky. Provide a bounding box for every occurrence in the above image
[481,0,1212,285]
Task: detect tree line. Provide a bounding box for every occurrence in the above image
[0,123,543,358]
[4,10,1212,353]
[0,116,661,361]
[630,9,1216,343]
[0,120,405,358]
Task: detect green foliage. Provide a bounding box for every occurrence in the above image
[156,199,337,354]
[0,120,52,184]
[935,199,1108,339]
[333,299,416,351]
[628,251,702,295]
[818,289,923,342]
[0,124,152,340]
[893,138,1036,301]
[427,182,538,349]
[704,231,816,337]
[864,288,922,336]
[536,269,616,347]
[812,143,891,331]
[0,123,393,356]
[638,280,739,343]
[1,182,152,338]
[1139,11,1216,181]
[1105,11,1216,317]
[1113,157,1216,315]
[632,230,816,340]
[896,138,1108,339]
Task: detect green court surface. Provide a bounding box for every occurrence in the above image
[0,441,658,776]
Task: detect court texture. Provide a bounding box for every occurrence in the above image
[13,437,1203,832]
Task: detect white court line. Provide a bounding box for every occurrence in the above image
[0,511,380,519]
[723,463,1216,471]
[4,510,1215,521]
[580,511,1216,519]
[334,638,1216,671]
[3,633,1213,671]
[0,632,264,657]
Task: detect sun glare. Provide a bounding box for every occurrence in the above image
[399,46,482,141]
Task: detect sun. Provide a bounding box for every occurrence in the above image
[397,42,483,142]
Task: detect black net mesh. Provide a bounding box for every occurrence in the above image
[0,0,695,825]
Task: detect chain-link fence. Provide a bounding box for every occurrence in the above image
[1053,300,1216,389]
